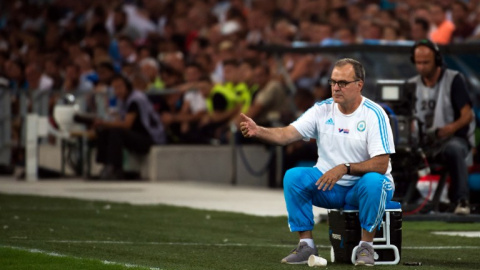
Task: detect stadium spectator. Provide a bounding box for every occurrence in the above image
[161,62,211,143]
[450,0,475,43]
[409,39,475,215]
[201,59,245,143]
[239,58,395,266]
[363,19,384,40]
[24,62,53,93]
[130,71,149,93]
[92,61,116,119]
[309,21,334,45]
[327,7,349,32]
[106,5,156,41]
[139,57,164,92]
[334,26,356,44]
[347,2,365,25]
[429,2,456,44]
[245,8,270,45]
[470,5,480,41]
[289,55,317,90]
[1,0,480,175]
[4,60,26,93]
[44,56,64,90]
[412,3,432,23]
[4,59,26,168]
[235,61,289,128]
[117,35,138,65]
[411,17,431,41]
[269,18,297,45]
[61,62,94,96]
[94,75,165,180]
[382,24,401,41]
[74,51,97,85]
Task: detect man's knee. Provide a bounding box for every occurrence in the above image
[283,168,304,189]
[362,172,384,183]
[442,140,467,159]
[357,172,389,192]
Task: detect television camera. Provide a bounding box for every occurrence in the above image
[375,80,426,204]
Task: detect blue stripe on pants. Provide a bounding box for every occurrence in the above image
[345,172,394,232]
[283,168,394,232]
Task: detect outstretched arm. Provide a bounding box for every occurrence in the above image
[239,113,303,146]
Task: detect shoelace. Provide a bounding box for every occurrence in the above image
[358,246,373,256]
[290,243,308,254]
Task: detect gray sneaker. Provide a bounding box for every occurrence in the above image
[355,242,375,266]
[454,199,470,215]
[281,242,318,264]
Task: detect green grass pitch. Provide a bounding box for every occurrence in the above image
[1,194,479,269]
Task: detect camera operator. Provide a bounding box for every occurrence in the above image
[409,39,475,215]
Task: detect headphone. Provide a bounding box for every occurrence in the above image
[410,39,443,67]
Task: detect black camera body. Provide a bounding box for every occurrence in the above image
[375,80,420,203]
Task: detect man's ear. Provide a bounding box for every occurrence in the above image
[357,80,364,91]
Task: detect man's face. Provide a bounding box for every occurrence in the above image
[118,40,133,58]
[184,66,202,83]
[430,5,445,25]
[330,64,363,105]
[97,67,114,83]
[253,66,268,86]
[141,64,157,80]
[411,23,428,41]
[65,65,79,80]
[223,64,238,83]
[414,46,437,79]
[238,63,253,83]
[112,78,128,100]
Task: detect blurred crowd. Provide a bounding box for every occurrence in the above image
[1,0,480,149]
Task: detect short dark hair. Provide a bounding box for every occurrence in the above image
[453,0,469,12]
[223,59,240,68]
[185,61,204,72]
[414,17,430,32]
[111,74,133,94]
[97,61,115,72]
[334,58,365,81]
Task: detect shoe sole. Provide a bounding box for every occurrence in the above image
[281,260,308,264]
[355,261,374,266]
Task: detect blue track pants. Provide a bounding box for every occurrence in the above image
[283,167,394,233]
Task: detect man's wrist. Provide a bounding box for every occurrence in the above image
[344,163,351,175]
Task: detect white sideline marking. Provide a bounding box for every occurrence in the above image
[43,240,480,250]
[432,231,480,238]
[2,245,162,270]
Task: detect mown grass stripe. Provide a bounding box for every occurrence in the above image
[14,240,479,250]
[1,245,162,270]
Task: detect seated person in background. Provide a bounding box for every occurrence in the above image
[161,63,212,143]
[90,61,116,119]
[235,60,290,127]
[201,59,248,143]
[409,39,475,215]
[139,57,164,92]
[153,64,185,143]
[93,75,166,179]
[61,62,94,96]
